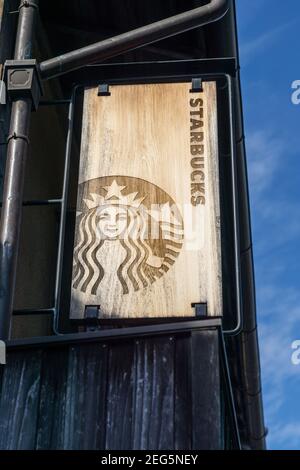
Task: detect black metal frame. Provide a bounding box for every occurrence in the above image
[7,317,221,348]
[9,58,242,337]
[0,0,230,340]
[61,57,236,85]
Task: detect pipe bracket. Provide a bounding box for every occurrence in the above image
[18,1,39,10]
[9,1,38,14]
[7,132,30,145]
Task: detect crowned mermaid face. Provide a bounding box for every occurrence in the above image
[72,177,184,296]
[84,179,145,241]
[97,205,129,239]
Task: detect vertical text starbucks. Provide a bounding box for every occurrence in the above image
[190,97,205,206]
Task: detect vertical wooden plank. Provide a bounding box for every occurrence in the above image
[132,339,153,450]
[37,344,109,450]
[191,330,221,450]
[105,341,135,450]
[132,337,175,450]
[0,350,42,450]
[62,343,108,450]
[35,348,69,450]
[174,334,192,450]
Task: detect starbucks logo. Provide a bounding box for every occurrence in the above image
[72,176,184,295]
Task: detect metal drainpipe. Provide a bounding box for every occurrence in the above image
[0,0,39,340]
[39,0,229,79]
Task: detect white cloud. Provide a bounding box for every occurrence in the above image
[246,129,300,253]
[237,1,300,452]
[237,0,272,29]
[257,284,300,448]
[239,20,297,66]
[246,130,284,197]
[257,285,300,319]
[253,205,300,255]
[270,423,300,450]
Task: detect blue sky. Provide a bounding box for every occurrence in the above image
[236,0,300,450]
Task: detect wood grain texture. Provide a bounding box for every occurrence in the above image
[105,341,135,450]
[71,82,222,318]
[0,332,223,450]
[132,338,175,449]
[0,351,42,449]
[191,330,221,449]
[174,335,192,450]
[36,349,69,450]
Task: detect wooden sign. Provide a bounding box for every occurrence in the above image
[70,82,222,319]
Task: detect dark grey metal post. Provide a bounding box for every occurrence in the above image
[0,1,39,340]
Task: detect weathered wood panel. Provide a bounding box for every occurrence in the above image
[191,330,221,449]
[0,350,42,449]
[71,82,222,319]
[0,330,223,450]
[35,348,69,450]
[105,342,135,450]
[132,338,175,449]
[63,344,108,450]
[174,335,192,450]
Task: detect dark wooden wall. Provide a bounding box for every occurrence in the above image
[0,329,222,450]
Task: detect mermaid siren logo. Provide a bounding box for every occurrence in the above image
[72,176,184,295]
